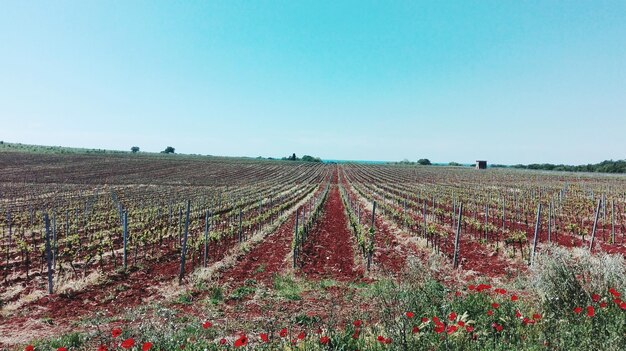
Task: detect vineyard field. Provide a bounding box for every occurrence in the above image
[1,151,626,350]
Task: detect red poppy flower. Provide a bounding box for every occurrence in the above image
[609,288,620,298]
[522,317,533,326]
[121,338,135,350]
[455,291,462,297]
[320,336,330,345]
[586,306,595,317]
[468,284,475,291]
[97,346,107,351]
[219,338,227,345]
[234,335,248,348]
[592,293,601,302]
[491,303,500,309]
[532,313,541,320]
[448,312,457,321]
[432,316,440,323]
[279,328,288,337]
[377,335,385,343]
[492,323,503,332]
[260,333,269,343]
[421,317,429,323]
[511,295,519,301]
[465,326,474,333]
[353,319,363,327]
[620,302,626,310]
[446,325,458,334]
[112,327,122,338]
[515,310,522,318]
[573,306,583,314]
[202,321,213,329]
[476,284,492,292]
[352,330,360,339]
[384,338,392,344]
[405,311,414,319]
[24,346,34,351]
[412,326,419,334]
[600,301,608,308]
[434,324,445,334]
[57,348,67,351]
[297,331,306,340]
[457,321,465,327]
[487,310,494,316]
[142,342,153,351]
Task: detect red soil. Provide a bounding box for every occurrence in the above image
[299,185,364,282]
[0,235,242,348]
[219,211,297,286]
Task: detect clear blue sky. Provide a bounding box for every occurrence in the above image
[1,1,625,164]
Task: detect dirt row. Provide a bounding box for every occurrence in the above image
[299,184,364,282]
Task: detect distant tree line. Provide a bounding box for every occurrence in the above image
[280,153,322,162]
[509,160,626,173]
[392,159,470,166]
[395,158,433,165]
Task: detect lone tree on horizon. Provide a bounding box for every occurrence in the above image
[417,158,432,165]
[131,146,140,153]
[162,146,175,154]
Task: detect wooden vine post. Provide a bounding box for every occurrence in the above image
[547,201,552,243]
[589,199,601,251]
[611,199,615,244]
[52,212,57,270]
[422,201,427,239]
[530,203,542,266]
[203,210,211,267]
[44,213,54,294]
[238,208,243,242]
[177,208,183,248]
[293,208,299,268]
[122,210,128,271]
[179,200,191,285]
[484,203,489,241]
[453,203,463,269]
[367,201,376,271]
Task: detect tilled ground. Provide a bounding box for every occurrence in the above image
[300,184,365,282]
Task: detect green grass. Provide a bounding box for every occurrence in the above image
[319,278,338,289]
[175,290,194,305]
[229,285,256,300]
[272,274,307,301]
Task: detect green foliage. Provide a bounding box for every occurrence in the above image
[301,155,322,162]
[175,290,194,305]
[319,279,338,289]
[512,159,626,173]
[208,286,224,305]
[161,146,175,154]
[229,280,257,300]
[273,274,305,300]
[280,153,322,162]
